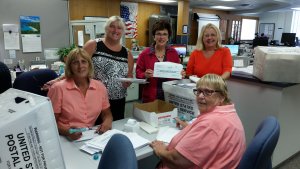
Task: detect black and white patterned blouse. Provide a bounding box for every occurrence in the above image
[92,39,128,100]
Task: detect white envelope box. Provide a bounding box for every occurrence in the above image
[163,79,200,121]
[253,46,300,83]
[0,88,65,169]
[133,100,177,128]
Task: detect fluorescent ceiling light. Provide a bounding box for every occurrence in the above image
[291,7,300,10]
[144,0,176,3]
[210,6,236,10]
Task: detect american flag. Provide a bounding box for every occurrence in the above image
[121,2,138,38]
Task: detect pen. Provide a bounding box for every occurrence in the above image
[69,128,90,134]
[178,115,187,121]
[69,126,101,134]
[173,115,186,124]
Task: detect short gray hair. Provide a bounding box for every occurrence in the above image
[196,74,231,105]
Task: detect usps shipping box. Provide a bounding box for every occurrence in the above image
[133,100,177,127]
[163,79,200,121]
[253,46,300,83]
[0,88,65,169]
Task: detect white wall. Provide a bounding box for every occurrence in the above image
[259,11,293,42]
[0,0,69,69]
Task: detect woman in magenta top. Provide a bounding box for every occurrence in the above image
[136,20,181,103]
[48,48,113,140]
[186,23,232,79]
[150,74,246,169]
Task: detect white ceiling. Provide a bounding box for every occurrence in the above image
[133,0,300,15]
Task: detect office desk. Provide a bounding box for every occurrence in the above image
[228,72,300,167]
[59,118,159,169]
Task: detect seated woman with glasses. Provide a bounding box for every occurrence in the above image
[136,20,185,103]
[150,74,246,169]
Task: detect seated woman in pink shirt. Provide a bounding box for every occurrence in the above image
[48,48,113,140]
[150,74,246,169]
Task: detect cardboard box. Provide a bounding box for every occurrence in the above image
[133,100,177,128]
[0,88,65,169]
[163,79,200,121]
[253,46,300,83]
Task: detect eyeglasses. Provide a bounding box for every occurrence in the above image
[193,88,220,97]
[155,33,168,37]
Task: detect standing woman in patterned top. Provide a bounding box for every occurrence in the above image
[84,16,134,122]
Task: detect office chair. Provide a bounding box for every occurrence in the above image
[98,134,138,169]
[237,116,280,169]
[13,69,58,96]
[0,61,12,94]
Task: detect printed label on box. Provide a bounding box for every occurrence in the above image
[158,114,172,126]
[165,93,199,121]
[0,113,48,169]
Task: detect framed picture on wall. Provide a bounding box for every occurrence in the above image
[182,25,188,34]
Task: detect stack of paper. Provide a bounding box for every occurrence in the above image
[139,121,158,134]
[189,76,200,83]
[75,129,99,142]
[115,78,148,84]
[156,126,180,143]
[80,129,150,154]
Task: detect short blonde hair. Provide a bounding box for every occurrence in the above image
[195,23,222,50]
[104,16,125,35]
[65,48,94,79]
[196,74,231,104]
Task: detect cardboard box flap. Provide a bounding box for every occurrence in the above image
[134,100,176,114]
[133,100,177,127]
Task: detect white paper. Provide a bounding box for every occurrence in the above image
[115,78,148,84]
[85,129,126,151]
[4,32,20,50]
[189,76,201,83]
[85,24,93,34]
[79,145,99,155]
[156,126,180,143]
[75,130,98,142]
[44,48,59,60]
[21,34,42,52]
[232,65,253,74]
[139,121,158,134]
[153,62,183,79]
[84,129,149,152]
[8,50,16,59]
[3,24,19,32]
[234,59,244,67]
[4,59,13,65]
[78,30,84,46]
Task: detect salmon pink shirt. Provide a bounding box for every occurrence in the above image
[47,79,110,129]
[158,104,246,169]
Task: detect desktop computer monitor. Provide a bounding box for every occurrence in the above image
[170,44,187,57]
[252,37,269,48]
[224,45,239,56]
[281,33,296,46]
